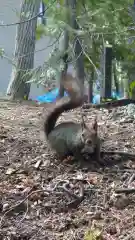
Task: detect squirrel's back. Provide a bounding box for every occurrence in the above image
[43,73,100,161]
[47,121,99,159]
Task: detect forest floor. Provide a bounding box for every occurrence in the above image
[0,100,135,239]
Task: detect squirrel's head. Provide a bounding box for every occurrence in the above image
[80,116,98,154]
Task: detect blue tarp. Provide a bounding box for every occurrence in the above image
[35,88,121,104]
[36,88,68,103]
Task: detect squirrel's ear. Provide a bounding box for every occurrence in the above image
[81,114,86,130]
[92,117,98,132]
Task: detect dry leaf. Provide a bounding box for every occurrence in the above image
[6,168,16,175]
[34,159,42,169]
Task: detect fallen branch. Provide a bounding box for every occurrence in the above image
[62,181,84,208]
[82,99,135,109]
[56,182,84,211]
[0,181,63,226]
[115,188,135,194]
[128,173,135,185]
[101,150,135,159]
[59,182,81,199]
[0,189,49,226]
[0,180,85,226]
[36,181,85,213]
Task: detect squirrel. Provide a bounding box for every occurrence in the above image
[43,73,101,162]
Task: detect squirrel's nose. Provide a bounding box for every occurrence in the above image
[81,146,94,154]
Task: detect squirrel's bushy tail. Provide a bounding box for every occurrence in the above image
[44,73,84,137]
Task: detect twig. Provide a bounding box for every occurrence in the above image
[0,180,64,226]
[128,173,135,185]
[0,180,84,226]
[59,183,79,199]
[30,226,44,240]
[110,130,131,136]
[15,32,62,60]
[82,99,135,109]
[0,0,56,27]
[77,38,99,76]
[67,182,84,208]
[115,188,135,194]
[43,181,85,212]
[0,189,49,226]
[101,150,135,159]
[60,182,84,200]
[57,181,84,211]
[16,199,29,226]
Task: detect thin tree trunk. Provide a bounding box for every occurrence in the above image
[88,70,94,103]
[58,0,69,98]
[101,45,113,99]
[70,0,85,88]
[113,61,119,95]
[88,40,96,103]
[6,0,40,100]
[59,33,69,98]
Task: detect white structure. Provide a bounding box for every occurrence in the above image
[0,1,55,99]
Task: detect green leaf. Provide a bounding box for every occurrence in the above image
[42,0,50,4]
[84,228,102,240]
[58,0,64,4]
[36,24,46,40]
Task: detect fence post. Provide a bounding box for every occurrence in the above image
[100,45,113,99]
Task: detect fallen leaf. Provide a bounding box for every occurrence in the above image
[87,174,98,185]
[6,168,16,175]
[34,159,42,169]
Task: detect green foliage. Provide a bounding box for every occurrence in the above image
[0,48,4,58]
[129,81,135,98]
[36,24,46,40]
[26,46,65,86]
[27,0,135,88]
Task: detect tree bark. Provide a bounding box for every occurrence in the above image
[88,70,94,103]
[70,0,85,86]
[58,0,69,98]
[58,34,69,98]
[100,45,113,99]
[113,62,119,95]
[6,0,40,100]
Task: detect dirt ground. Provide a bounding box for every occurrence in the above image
[0,101,135,240]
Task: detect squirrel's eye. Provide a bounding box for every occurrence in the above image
[86,139,92,144]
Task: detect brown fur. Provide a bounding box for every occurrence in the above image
[44,73,100,161]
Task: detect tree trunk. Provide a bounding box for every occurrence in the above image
[88,70,94,103]
[101,45,113,99]
[58,34,69,98]
[58,0,69,98]
[113,61,119,95]
[59,53,68,98]
[70,0,85,87]
[88,40,96,103]
[6,0,40,100]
